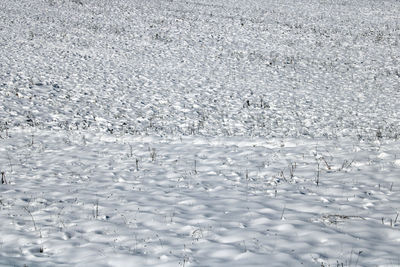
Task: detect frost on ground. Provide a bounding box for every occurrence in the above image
[1,0,400,266]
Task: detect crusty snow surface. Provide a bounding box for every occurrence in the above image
[1,0,400,266]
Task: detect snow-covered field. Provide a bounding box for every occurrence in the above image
[1,0,400,266]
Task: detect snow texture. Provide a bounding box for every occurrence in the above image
[1,0,400,266]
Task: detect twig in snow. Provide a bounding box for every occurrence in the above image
[1,171,6,184]
[280,205,286,220]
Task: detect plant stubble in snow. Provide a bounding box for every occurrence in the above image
[1,0,400,266]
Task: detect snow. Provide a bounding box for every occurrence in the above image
[1,0,400,266]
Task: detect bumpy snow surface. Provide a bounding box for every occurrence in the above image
[1,0,400,266]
